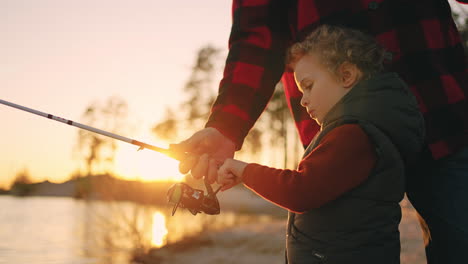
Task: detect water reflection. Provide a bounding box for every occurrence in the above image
[151,211,168,247]
[0,196,274,264]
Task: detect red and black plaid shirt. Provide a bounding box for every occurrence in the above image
[206,0,468,160]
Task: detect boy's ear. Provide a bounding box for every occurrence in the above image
[338,62,361,89]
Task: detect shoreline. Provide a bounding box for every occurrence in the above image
[142,193,426,264]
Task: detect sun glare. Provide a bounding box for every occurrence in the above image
[114,142,184,182]
[152,211,168,248]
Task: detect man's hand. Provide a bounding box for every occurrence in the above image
[170,127,236,183]
[217,158,249,191]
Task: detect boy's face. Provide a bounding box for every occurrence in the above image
[294,53,358,125]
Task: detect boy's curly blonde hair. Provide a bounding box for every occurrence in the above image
[288,25,387,80]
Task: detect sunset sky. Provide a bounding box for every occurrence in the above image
[1,0,231,187]
[1,1,467,188]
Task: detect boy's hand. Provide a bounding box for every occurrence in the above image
[217,158,249,191]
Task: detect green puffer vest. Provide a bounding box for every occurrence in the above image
[286,72,425,264]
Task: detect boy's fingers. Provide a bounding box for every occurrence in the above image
[216,164,228,184]
[218,168,237,186]
[221,180,236,191]
[219,178,233,186]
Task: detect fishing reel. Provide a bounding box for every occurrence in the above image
[167,178,221,216]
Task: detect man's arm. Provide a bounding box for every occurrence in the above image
[173,1,292,182]
[205,0,291,150]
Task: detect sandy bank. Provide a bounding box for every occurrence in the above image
[141,187,426,264]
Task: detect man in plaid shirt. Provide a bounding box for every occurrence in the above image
[172,1,468,262]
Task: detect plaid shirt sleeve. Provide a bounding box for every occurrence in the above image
[205,0,291,150]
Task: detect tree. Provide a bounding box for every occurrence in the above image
[76,96,128,176]
[10,168,35,196]
[264,82,291,167]
[153,46,219,140]
[153,45,265,160]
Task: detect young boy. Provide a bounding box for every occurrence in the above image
[217,25,425,263]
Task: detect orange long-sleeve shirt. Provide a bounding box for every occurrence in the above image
[242,124,377,213]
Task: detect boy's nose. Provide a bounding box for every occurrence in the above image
[300,96,308,107]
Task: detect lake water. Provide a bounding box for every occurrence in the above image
[0,196,271,264]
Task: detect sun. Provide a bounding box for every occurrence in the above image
[114,141,184,182]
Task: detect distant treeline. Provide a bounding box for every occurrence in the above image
[1,173,179,206]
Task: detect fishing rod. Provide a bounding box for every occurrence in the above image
[0,98,221,216]
[0,98,179,159]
